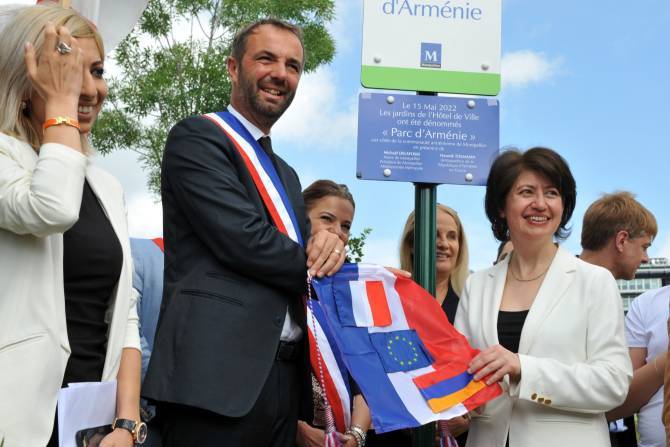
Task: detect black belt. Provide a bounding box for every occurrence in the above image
[276,340,301,362]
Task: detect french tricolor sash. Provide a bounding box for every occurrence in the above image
[203,111,304,247]
[306,298,352,433]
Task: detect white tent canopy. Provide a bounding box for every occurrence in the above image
[0,0,149,53]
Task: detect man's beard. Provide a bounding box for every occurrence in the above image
[240,70,296,125]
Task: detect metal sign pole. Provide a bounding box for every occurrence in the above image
[411,89,438,447]
[411,182,437,447]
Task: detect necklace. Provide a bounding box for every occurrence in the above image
[509,254,551,282]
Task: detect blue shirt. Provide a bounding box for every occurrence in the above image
[130,237,164,380]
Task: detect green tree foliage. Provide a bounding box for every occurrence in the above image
[347,227,372,263]
[92,0,336,194]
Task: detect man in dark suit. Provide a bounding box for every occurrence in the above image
[142,19,346,447]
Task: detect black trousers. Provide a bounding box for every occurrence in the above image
[158,359,299,447]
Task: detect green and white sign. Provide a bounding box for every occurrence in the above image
[361,0,501,95]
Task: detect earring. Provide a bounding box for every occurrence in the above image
[21,100,30,116]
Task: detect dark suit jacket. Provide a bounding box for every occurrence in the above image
[142,115,311,418]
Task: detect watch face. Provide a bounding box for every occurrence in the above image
[136,422,148,444]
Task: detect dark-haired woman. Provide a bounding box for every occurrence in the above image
[455,147,632,447]
[297,180,371,447]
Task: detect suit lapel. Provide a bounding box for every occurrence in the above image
[482,258,510,348]
[518,246,576,354]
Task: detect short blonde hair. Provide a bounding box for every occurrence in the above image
[0,5,104,149]
[399,204,470,297]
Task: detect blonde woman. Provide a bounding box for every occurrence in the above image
[400,204,470,324]
[0,6,141,447]
[378,204,471,446]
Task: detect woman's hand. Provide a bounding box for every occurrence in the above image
[98,427,134,447]
[24,22,83,114]
[296,421,356,447]
[468,344,521,385]
[444,415,470,437]
[384,266,411,278]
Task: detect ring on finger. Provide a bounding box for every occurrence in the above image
[333,249,342,256]
[56,41,72,55]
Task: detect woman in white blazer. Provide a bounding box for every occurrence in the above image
[455,148,632,447]
[0,6,141,447]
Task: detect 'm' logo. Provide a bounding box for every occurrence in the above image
[420,42,441,68]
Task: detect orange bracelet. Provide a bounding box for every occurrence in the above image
[43,116,80,131]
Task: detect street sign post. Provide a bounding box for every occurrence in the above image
[358,3,502,446]
[357,92,499,185]
[410,180,437,447]
[362,0,502,95]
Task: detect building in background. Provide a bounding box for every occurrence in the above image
[617,257,670,312]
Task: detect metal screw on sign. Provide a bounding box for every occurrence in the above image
[383,168,392,177]
[481,62,490,71]
[374,55,382,63]
[467,100,476,109]
[465,173,474,182]
[386,95,395,104]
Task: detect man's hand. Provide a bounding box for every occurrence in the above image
[306,230,346,278]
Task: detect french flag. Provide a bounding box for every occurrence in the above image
[312,264,502,433]
[337,280,392,327]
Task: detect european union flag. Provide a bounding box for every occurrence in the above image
[370,329,433,373]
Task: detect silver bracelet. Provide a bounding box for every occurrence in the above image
[347,424,367,447]
[344,430,360,447]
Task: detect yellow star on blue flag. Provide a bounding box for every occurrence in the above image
[370,330,433,373]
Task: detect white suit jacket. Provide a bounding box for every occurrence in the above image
[455,246,632,447]
[0,133,141,447]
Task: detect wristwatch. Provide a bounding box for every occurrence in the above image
[112,418,148,444]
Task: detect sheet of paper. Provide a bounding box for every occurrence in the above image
[57,380,117,447]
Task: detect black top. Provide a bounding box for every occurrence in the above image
[498,310,528,447]
[497,310,529,354]
[62,180,123,385]
[441,282,460,324]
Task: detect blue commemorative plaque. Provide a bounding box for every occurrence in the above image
[356,92,499,185]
